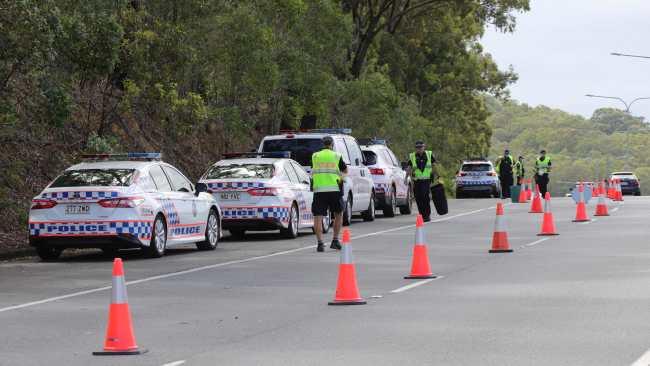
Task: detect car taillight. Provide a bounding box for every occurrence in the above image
[98,197,145,208]
[458,172,467,177]
[486,172,496,176]
[31,199,57,210]
[369,168,384,175]
[248,188,278,196]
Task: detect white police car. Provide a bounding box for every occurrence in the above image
[359,139,412,217]
[199,152,328,239]
[257,129,375,225]
[28,153,221,260]
[454,159,501,198]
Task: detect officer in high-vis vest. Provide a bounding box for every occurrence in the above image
[514,155,525,185]
[311,136,348,252]
[535,149,552,197]
[495,149,515,198]
[408,141,436,222]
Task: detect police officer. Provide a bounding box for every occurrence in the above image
[535,149,552,197]
[408,141,436,222]
[495,149,515,198]
[311,136,348,252]
[514,155,525,185]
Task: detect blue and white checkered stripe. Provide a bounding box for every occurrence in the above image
[159,199,180,225]
[223,207,290,222]
[457,180,494,186]
[205,181,266,191]
[40,191,119,200]
[374,183,390,192]
[29,221,152,239]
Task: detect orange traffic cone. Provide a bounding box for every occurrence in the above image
[592,182,600,197]
[594,182,610,216]
[93,258,145,356]
[538,192,559,236]
[518,181,527,203]
[328,229,366,305]
[529,184,543,213]
[489,202,513,253]
[405,214,437,279]
[573,183,590,222]
[616,179,624,201]
[607,180,614,199]
[526,179,533,201]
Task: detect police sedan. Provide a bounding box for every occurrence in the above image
[199,153,329,239]
[454,159,501,198]
[29,153,221,260]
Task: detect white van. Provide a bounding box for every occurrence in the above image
[258,129,375,225]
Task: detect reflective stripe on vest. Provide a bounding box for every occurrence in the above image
[536,157,551,175]
[410,151,433,180]
[312,149,341,193]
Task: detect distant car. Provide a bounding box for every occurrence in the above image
[199,153,327,239]
[359,139,412,217]
[454,159,500,198]
[610,171,641,196]
[28,153,221,260]
[258,129,375,225]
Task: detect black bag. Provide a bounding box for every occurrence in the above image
[431,183,448,215]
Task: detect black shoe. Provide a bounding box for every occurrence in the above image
[317,242,324,252]
[330,239,342,250]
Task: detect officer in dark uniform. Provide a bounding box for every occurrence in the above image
[408,141,436,222]
[495,149,515,198]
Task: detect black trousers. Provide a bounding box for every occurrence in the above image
[536,174,549,197]
[500,175,514,198]
[414,180,431,220]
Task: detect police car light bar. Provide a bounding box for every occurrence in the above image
[222,151,292,159]
[358,137,388,146]
[81,152,162,161]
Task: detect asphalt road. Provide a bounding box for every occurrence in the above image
[1,197,649,366]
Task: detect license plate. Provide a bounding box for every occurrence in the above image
[220,192,241,200]
[620,181,629,186]
[65,204,90,215]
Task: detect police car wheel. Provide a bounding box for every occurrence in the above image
[399,187,413,215]
[281,204,299,239]
[36,246,63,261]
[323,209,331,233]
[342,195,352,226]
[383,187,396,217]
[197,209,219,250]
[145,215,167,258]
[362,192,375,222]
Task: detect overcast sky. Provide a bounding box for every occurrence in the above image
[481,0,650,121]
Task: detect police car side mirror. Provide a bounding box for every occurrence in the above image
[195,182,208,196]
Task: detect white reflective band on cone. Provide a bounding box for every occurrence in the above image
[494,214,507,232]
[415,226,425,245]
[340,244,354,264]
[579,187,584,203]
[111,276,128,304]
[544,198,551,213]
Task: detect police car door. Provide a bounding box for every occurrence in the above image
[344,137,372,211]
[288,161,314,226]
[161,165,203,243]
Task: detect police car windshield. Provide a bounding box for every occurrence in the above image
[262,138,323,166]
[462,164,491,172]
[50,169,135,187]
[204,164,274,179]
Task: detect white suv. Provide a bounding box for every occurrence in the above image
[359,139,412,217]
[258,129,375,225]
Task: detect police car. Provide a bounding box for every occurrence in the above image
[199,152,328,239]
[258,129,375,225]
[28,153,221,260]
[359,138,412,217]
[454,159,501,198]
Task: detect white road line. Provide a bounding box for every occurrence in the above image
[162,361,186,366]
[630,348,650,366]
[611,207,620,213]
[519,238,551,248]
[0,206,495,313]
[390,276,445,293]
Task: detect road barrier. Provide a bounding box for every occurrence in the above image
[93,258,146,356]
[405,214,437,279]
[489,202,513,253]
[328,229,366,305]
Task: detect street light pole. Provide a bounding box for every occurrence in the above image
[584,94,650,113]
